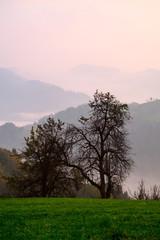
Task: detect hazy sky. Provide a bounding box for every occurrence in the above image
[1,0,160,94]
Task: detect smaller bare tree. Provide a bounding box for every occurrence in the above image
[131,179,160,200]
[150,185,160,200]
[133,179,148,200]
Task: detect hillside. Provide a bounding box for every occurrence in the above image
[0,123,30,151]
[128,101,160,186]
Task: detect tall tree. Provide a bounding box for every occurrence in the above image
[65,91,133,198]
[5,118,73,197]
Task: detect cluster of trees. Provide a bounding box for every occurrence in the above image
[4,91,134,199]
[131,179,160,200]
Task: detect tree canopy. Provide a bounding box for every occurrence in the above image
[65,91,133,198]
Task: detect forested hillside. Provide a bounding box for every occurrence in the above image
[0,148,18,196]
[128,101,160,183]
[0,123,30,151]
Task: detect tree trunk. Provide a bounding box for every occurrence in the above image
[106,177,112,198]
[42,178,47,197]
[42,186,47,197]
[100,160,106,199]
[100,189,106,199]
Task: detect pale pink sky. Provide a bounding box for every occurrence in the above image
[1,0,160,92]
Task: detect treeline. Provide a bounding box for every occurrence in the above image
[131,179,160,200]
[0,147,129,199]
[1,148,159,199]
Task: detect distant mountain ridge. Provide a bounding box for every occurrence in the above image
[64,64,160,103]
[7,64,160,104]
[71,64,121,77]
[0,68,90,122]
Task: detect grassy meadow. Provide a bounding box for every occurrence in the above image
[0,198,160,240]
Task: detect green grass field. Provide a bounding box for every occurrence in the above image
[0,198,160,240]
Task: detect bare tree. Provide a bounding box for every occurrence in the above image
[132,179,160,200]
[133,179,148,200]
[150,185,160,200]
[65,91,133,198]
